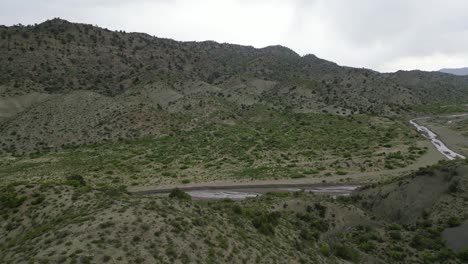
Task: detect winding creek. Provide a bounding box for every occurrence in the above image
[410,117,466,160]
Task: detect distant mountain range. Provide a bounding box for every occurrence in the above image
[440,67,468,76]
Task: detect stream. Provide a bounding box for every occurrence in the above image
[186,185,359,199]
[410,118,466,160]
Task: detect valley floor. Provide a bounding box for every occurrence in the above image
[0,112,430,188]
[127,136,444,193]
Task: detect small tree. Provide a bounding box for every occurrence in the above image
[448,216,461,228]
[0,188,26,209]
[458,248,468,261]
[169,188,191,200]
[65,174,86,187]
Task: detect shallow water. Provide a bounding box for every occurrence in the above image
[187,191,259,199]
[410,119,465,160]
[186,185,359,199]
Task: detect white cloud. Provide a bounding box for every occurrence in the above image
[1,0,467,72]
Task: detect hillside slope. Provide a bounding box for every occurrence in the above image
[2,161,468,263]
[1,18,468,154]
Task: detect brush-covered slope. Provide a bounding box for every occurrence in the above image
[0,19,468,154]
[2,161,468,263]
[356,161,468,225]
[354,160,468,260]
[2,19,468,108]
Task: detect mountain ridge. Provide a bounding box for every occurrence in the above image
[440,67,468,76]
[1,18,468,154]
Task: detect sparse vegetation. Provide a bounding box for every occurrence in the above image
[0,111,424,187]
[0,161,467,263]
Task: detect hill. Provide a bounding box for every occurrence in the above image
[1,18,468,154]
[440,67,468,76]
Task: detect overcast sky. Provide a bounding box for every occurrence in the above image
[1,0,467,72]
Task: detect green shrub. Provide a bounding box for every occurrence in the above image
[290,174,305,179]
[314,203,327,218]
[31,194,45,205]
[168,188,191,200]
[252,211,281,236]
[319,243,331,256]
[102,255,111,262]
[303,170,319,175]
[359,241,376,252]
[387,250,405,261]
[386,223,403,231]
[410,232,442,250]
[352,226,382,243]
[448,216,462,227]
[162,171,176,177]
[388,231,402,240]
[448,180,460,193]
[65,174,86,187]
[299,228,318,241]
[231,204,243,215]
[435,248,454,262]
[0,190,26,208]
[99,221,115,229]
[421,251,437,263]
[265,192,289,198]
[295,212,328,232]
[333,244,360,263]
[458,248,468,261]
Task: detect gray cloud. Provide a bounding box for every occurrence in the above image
[1,0,467,72]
